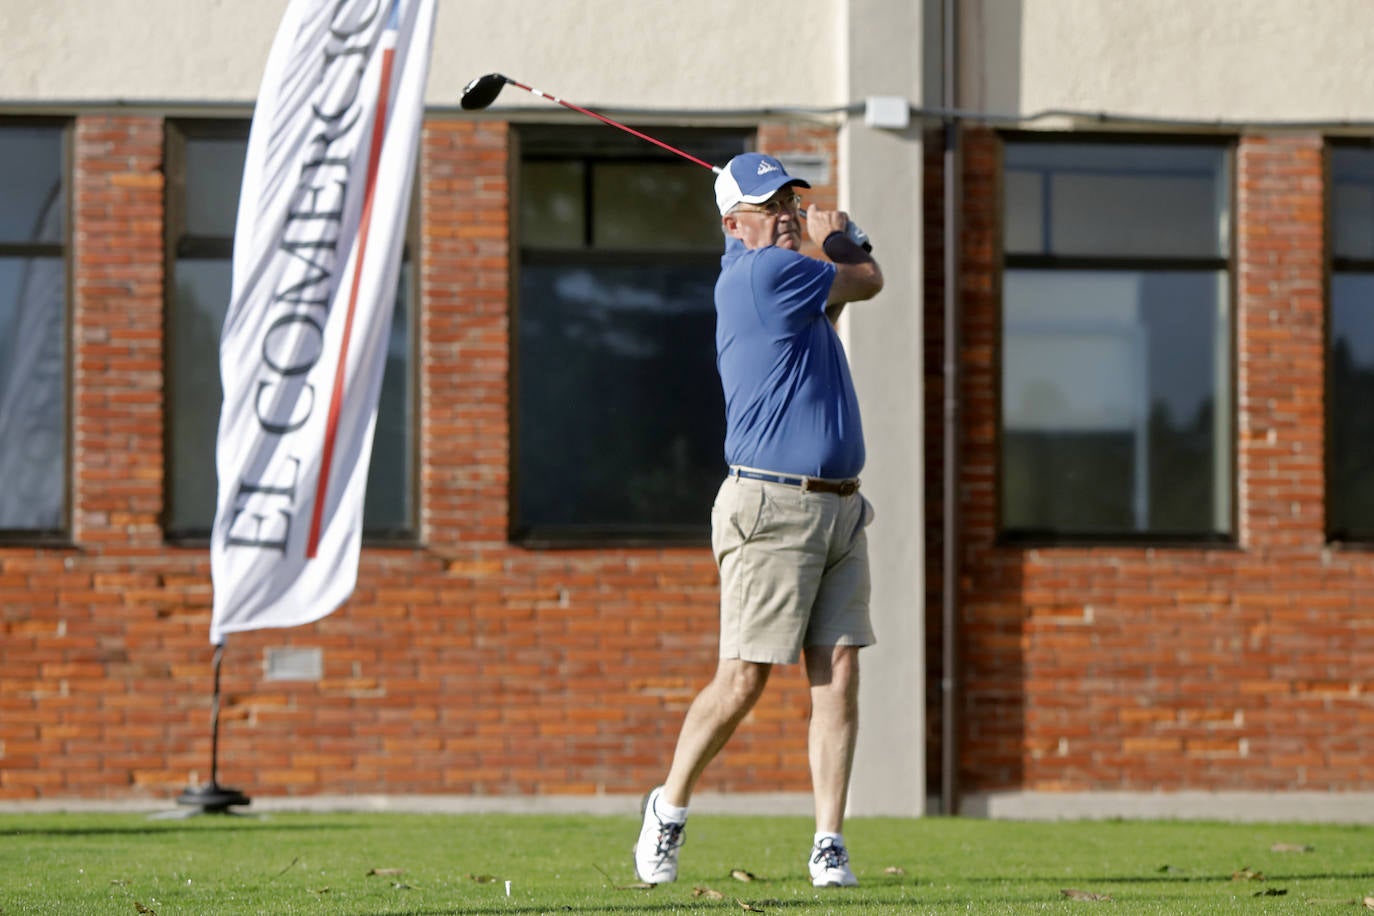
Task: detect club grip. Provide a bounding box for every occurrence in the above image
[846,220,873,253]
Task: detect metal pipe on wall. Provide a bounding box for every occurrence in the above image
[940,0,962,818]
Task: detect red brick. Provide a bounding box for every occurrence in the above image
[926,129,1370,794]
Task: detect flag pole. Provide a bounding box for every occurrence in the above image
[175,641,251,815]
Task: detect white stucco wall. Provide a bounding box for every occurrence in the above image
[7,0,1364,120]
[9,2,1374,121]
[0,0,847,111]
[963,0,1374,124]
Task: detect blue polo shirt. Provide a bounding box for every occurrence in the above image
[714,239,866,479]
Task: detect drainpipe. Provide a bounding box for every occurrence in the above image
[940,0,962,818]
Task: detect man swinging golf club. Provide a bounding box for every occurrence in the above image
[634,153,884,888]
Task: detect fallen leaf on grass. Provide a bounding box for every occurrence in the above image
[1230,867,1265,881]
[133,903,157,915]
[1061,888,1113,901]
[1269,842,1313,853]
[730,869,757,882]
[367,868,405,877]
[884,866,907,876]
[736,900,766,912]
[463,873,496,883]
[309,888,330,895]
[692,887,724,900]
[1252,887,1287,897]
[1363,897,1374,910]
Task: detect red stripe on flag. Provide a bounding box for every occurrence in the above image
[305,42,396,559]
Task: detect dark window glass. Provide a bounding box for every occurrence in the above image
[165,121,415,539]
[0,123,67,535]
[1001,140,1233,541]
[1005,143,1228,259]
[1329,147,1374,539]
[0,127,65,243]
[515,126,748,542]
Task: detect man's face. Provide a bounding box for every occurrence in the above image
[723,188,804,251]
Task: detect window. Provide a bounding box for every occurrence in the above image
[514,126,748,543]
[1001,138,1233,541]
[164,120,416,540]
[0,122,68,537]
[1328,144,1374,540]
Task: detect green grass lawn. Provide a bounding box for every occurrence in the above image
[0,811,1370,914]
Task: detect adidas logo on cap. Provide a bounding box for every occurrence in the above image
[757,160,779,175]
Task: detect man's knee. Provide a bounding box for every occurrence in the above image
[808,647,860,713]
[806,645,860,688]
[714,660,771,708]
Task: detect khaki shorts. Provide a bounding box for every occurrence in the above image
[711,475,876,664]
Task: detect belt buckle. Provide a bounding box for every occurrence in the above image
[838,480,859,496]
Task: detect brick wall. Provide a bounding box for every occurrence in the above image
[946,128,1374,793]
[16,114,1365,804]
[0,116,838,801]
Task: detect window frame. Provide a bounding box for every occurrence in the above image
[162,117,421,545]
[996,131,1240,547]
[0,117,73,544]
[510,124,750,547]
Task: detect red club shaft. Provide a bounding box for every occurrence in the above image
[502,77,721,173]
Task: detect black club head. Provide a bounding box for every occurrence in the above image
[460,73,508,111]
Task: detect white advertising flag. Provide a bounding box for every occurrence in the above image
[209,0,435,644]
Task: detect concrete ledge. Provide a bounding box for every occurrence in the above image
[5,791,1374,823]
[962,790,1374,824]
[0,792,816,817]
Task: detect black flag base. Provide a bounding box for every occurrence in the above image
[149,783,252,820]
[177,782,251,814]
[150,783,252,820]
[150,642,253,820]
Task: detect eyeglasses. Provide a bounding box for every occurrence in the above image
[733,193,803,217]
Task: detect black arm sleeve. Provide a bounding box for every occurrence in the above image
[822,230,874,265]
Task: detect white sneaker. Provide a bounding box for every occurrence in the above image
[809,836,858,887]
[633,786,686,884]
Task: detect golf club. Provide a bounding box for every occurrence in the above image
[461,73,721,172]
[459,72,871,250]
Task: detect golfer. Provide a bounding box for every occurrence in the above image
[634,153,883,888]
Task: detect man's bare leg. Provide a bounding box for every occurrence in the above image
[805,644,860,833]
[660,658,772,807]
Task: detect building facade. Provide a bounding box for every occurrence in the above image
[1,0,1372,820]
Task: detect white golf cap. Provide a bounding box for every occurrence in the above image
[715,153,811,216]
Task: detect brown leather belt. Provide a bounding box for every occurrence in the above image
[729,467,860,496]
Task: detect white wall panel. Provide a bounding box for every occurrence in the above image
[0,0,846,110]
[965,0,1374,123]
